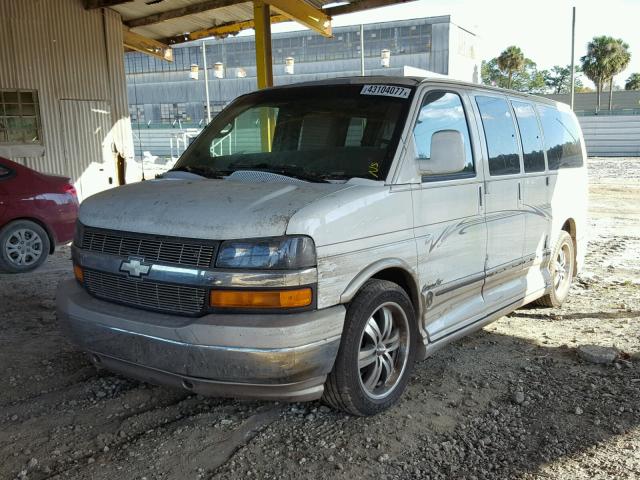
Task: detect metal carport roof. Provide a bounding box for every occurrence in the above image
[97,0,415,43]
[85,0,416,88]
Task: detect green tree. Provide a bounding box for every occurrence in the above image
[606,39,631,110]
[544,65,583,94]
[626,73,640,90]
[481,57,545,93]
[580,36,630,112]
[497,46,525,89]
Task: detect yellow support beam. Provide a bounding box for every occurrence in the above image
[254,1,274,90]
[123,28,174,62]
[165,13,289,43]
[264,0,332,37]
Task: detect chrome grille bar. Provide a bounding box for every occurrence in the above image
[83,270,206,315]
[81,227,216,268]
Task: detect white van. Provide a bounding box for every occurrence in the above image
[57,77,587,416]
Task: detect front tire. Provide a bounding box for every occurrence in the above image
[0,220,50,273]
[322,279,417,416]
[533,231,575,308]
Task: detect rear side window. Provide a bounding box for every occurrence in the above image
[537,105,583,169]
[413,91,474,177]
[511,101,546,172]
[0,165,9,177]
[475,96,521,176]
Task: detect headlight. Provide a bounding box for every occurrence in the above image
[216,236,316,269]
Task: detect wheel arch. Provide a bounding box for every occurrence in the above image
[339,258,421,319]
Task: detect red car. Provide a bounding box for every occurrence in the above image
[0,157,78,272]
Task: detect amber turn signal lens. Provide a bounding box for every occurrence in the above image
[210,288,312,309]
[73,265,84,283]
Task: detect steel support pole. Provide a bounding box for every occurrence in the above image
[254,1,273,89]
[570,6,576,111]
[360,24,365,76]
[202,41,212,123]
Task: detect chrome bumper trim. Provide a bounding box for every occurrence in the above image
[72,245,317,288]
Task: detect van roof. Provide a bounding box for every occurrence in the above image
[274,75,561,108]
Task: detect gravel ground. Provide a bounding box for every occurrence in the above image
[1,157,638,480]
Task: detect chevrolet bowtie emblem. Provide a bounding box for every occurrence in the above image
[120,257,151,277]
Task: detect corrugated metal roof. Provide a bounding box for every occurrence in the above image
[113,0,340,42]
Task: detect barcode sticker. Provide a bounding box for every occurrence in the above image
[360,84,411,98]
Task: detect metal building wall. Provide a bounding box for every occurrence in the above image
[0,0,133,196]
[124,16,464,126]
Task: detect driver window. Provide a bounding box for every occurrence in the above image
[413,91,474,177]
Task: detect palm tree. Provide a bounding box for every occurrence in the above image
[626,73,640,90]
[606,39,631,110]
[497,46,525,89]
[580,36,618,113]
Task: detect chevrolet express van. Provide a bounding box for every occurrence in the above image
[57,77,587,416]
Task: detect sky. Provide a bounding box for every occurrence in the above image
[263,0,640,88]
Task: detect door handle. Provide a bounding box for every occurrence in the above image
[517,182,522,201]
[478,185,483,208]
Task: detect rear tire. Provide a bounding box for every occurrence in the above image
[322,279,417,416]
[0,220,50,273]
[532,231,574,308]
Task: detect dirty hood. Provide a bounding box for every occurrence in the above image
[79,177,352,239]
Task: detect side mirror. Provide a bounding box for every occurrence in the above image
[219,122,233,136]
[418,129,466,175]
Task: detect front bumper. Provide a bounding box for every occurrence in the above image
[56,280,345,401]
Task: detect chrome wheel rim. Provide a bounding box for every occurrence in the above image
[5,228,43,266]
[553,243,571,293]
[358,302,410,400]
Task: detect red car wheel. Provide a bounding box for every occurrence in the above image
[0,220,50,273]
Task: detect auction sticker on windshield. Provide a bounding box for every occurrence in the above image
[360,84,411,98]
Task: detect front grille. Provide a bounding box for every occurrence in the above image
[81,227,216,268]
[84,270,206,315]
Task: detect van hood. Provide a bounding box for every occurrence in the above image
[79,177,353,239]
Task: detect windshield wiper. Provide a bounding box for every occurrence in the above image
[168,165,228,179]
[229,163,330,183]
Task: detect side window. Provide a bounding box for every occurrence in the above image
[413,91,474,178]
[511,100,545,172]
[475,96,521,176]
[537,105,583,169]
[1,89,42,144]
[0,165,9,177]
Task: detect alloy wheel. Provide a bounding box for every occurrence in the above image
[357,302,410,400]
[553,243,571,293]
[5,228,43,267]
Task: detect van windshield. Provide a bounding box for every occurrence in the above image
[172,84,414,182]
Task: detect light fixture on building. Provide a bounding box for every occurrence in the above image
[213,62,224,79]
[189,64,199,80]
[236,68,247,78]
[285,57,295,75]
[380,49,391,68]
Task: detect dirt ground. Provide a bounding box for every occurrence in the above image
[1,157,638,480]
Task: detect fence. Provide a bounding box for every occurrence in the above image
[129,114,640,167]
[578,115,640,157]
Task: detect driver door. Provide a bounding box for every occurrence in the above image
[410,89,487,342]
